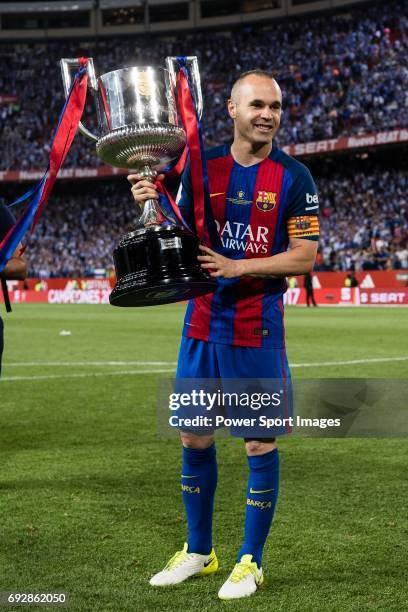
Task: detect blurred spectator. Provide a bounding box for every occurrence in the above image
[344,272,359,287]
[304,272,317,307]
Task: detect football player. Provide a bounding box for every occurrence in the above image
[130,71,319,600]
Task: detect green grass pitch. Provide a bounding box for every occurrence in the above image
[0,304,407,611]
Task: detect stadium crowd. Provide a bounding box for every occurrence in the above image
[0,0,406,170]
[0,0,406,276]
[317,167,407,272]
[2,160,405,277]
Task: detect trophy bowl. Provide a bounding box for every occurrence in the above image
[60,57,217,307]
[96,124,186,169]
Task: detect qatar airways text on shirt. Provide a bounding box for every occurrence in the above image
[215,220,270,254]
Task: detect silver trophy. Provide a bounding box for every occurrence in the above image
[60,57,216,306]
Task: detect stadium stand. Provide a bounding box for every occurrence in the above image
[0,0,406,170]
[1,149,406,276]
[0,0,406,276]
[317,167,407,273]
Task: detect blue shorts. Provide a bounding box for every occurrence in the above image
[176,337,291,379]
[175,337,292,439]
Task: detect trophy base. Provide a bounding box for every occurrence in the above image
[110,277,217,307]
[110,225,217,307]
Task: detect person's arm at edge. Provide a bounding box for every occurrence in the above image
[0,245,28,280]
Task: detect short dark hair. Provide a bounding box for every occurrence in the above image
[235,69,275,83]
[230,70,276,98]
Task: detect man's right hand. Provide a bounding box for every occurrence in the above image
[128,173,165,209]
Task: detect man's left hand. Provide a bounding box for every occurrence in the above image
[198,245,242,279]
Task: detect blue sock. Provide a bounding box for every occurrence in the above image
[237,448,279,568]
[181,444,217,555]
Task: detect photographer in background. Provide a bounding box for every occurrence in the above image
[304,272,317,307]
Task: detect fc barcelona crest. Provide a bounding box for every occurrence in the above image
[256,190,277,212]
[295,217,312,231]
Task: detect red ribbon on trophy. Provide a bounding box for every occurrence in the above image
[157,58,221,250]
[0,58,89,273]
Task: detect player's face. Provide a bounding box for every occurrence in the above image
[228,77,282,146]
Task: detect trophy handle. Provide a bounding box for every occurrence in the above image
[166,56,203,120]
[60,57,99,143]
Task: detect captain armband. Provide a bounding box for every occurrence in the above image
[287,215,319,239]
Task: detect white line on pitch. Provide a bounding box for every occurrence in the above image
[1,356,407,382]
[4,356,408,370]
[0,368,176,381]
[4,361,177,367]
[290,356,408,368]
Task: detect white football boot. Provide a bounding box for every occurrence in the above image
[149,542,218,586]
[218,554,263,600]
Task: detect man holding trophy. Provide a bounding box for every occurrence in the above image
[130,69,319,600]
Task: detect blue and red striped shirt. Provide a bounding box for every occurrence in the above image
[177,143,319,348]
